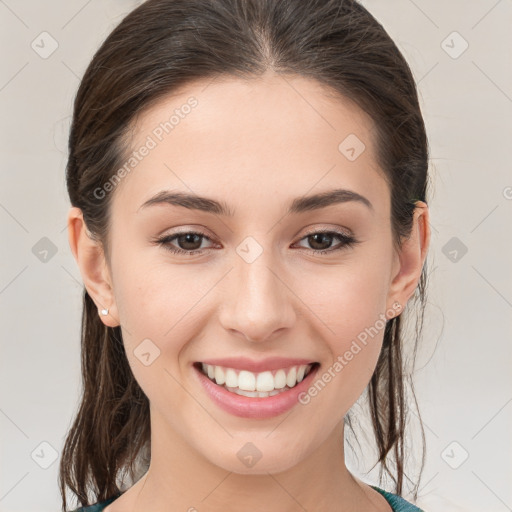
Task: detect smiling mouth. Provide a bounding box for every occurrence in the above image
[193,361,320,398]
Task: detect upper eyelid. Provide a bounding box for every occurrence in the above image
[160,223,353,238]
[158,228,354,249]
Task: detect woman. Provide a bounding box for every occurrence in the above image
[61,0,431,510]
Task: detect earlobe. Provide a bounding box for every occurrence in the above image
[387,201,430,312]
[67,206,120,327]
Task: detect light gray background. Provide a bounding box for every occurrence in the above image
[1,1,511,511]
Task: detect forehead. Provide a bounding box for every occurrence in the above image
[112,72,388,218]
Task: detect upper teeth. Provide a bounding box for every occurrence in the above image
[201,363,313,392]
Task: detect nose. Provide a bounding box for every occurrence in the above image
[218,251,296,343]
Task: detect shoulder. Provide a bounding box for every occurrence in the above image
[70,487,425,512]
[371,485,426,512]
[68,493,121,512]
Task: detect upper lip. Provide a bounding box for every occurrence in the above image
[197,357,318,373]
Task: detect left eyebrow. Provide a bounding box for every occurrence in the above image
[288,188,374,214]
[137,188,374,216]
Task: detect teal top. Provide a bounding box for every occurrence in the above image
[70,485,424,511]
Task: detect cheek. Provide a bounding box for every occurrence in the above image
[295,259,390,394]
[112,260,206,405]
[112,249,213,364]
[298,256,390,340]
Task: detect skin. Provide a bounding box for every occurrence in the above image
[68,71,430,512]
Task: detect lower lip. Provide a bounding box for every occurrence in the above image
[193,363,320,419]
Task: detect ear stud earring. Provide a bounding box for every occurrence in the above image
[100,308,109,316]
[386,301,402,320]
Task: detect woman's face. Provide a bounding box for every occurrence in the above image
[74,72,427,475]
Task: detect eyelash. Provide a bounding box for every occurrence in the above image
[154,229,360,256]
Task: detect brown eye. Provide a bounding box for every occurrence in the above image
[295,230,359,254]
[156,231,214,255]
[174,233,204,251]
[307,233,335,251]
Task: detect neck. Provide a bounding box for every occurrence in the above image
[129,409,376,512]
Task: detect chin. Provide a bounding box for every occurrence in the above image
[201,437,311,475]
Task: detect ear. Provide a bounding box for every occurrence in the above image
[386,201,430,316]
[67,206,120,327]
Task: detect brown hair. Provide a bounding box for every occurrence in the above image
[60,0,430,509]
